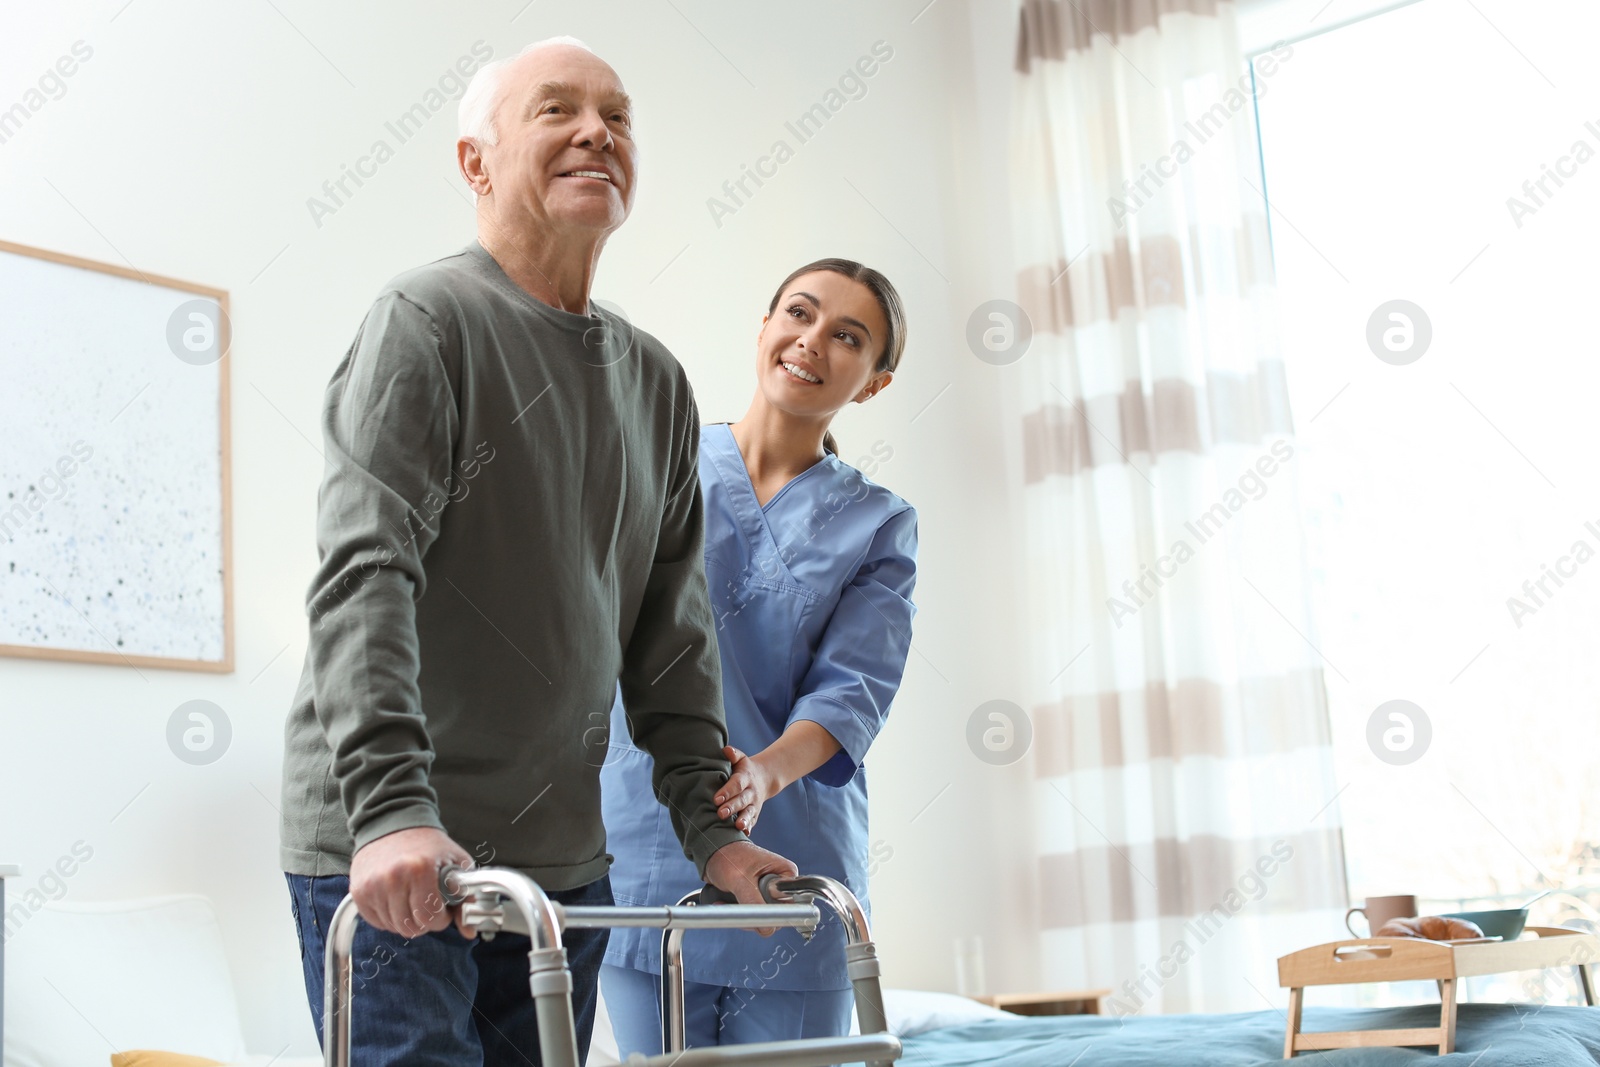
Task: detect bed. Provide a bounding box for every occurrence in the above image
[894,1002,1600,1066]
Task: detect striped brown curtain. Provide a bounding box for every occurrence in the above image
[1011,0,1347,1014]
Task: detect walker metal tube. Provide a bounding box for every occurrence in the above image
[664,926,689,1053]
[656,876,897,1067]
[453,868,580,1067]
[321,895,361,1067]
[662,891,699,1054]
[322,866,580,1067]
[656,883,825,1055]
[561,904,818,929]
[772,876,894,1065]
[323,867,897,1067]
[775,876,871,944]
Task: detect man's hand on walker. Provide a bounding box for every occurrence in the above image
[715,745,780,833]
[704,839,799,937]
[350,826,478,940]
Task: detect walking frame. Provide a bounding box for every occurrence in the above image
[321,865,903,1067]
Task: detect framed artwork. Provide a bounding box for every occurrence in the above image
[0,239,233,672]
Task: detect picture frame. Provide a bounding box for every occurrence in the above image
[0,239,233,673]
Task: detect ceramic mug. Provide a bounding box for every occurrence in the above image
[1346,894,1418,937]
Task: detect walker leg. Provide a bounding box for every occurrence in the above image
[660,891,699,1054]
[663,927,689,1053]
[1579,964,1596,1007]
[530,947,580,1067]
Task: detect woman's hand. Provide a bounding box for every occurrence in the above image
[715,745,782,833]
[713,724,845,833]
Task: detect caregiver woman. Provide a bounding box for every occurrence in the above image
[600,258,918,1054]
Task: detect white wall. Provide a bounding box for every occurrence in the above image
[0,0,1037,1055]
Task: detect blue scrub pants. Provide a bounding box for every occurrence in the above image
[600,961,853,1056]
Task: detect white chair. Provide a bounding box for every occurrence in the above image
[3,894,320,1067]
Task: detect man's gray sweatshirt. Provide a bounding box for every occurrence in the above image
[279,241,745,889]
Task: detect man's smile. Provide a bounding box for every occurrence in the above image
[556,166,616,184]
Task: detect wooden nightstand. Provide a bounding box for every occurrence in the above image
[971,989,1110,1016]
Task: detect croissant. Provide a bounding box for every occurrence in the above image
[1376,915,1485,941]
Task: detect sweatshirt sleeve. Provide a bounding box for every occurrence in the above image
[618,397,749,878]
[791,505,919,787]
[305,291,457,854]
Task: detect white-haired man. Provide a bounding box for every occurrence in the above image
[279,38,797,1065]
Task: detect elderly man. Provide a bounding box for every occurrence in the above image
[279,37,795,1065]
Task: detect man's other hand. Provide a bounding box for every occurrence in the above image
[350,826,477,939]
[703,839,800,936]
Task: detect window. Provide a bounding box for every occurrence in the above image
[1252,0,1600,1003]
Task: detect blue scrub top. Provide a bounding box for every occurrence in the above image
[600,422,918,991]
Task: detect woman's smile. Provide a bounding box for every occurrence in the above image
[778,358,823,384]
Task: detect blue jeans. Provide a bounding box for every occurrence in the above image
[286,872,612,1066]
[600,962,853,1057]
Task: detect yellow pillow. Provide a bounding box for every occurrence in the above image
[110,1053,224,1067]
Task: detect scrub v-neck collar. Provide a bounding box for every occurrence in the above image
[711,421,830,513]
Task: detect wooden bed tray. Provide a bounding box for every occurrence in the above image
[1276,925,1599,1057]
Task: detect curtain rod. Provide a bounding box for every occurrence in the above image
[1245,0,1430,57]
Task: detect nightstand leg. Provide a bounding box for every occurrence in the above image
[1439,978,1457,1055]
[1284,986,1303,1059]
[1578,965,1596,1007]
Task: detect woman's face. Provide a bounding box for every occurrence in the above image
[755,271,892,423]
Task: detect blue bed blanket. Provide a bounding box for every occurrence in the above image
[899,1004,1600,1066]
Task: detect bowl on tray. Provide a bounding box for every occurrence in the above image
[1437,908,1528,941]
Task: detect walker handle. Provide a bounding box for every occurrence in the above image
[438,862,471,906]
[696,873,786,906]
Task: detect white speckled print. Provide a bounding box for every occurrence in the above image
[0,248,226,664]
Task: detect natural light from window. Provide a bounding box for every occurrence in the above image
[1253,0,1600,1003]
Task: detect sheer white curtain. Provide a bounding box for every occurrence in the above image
[1011,0,1347,1013]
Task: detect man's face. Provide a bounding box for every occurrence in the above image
[481,45,636,236]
